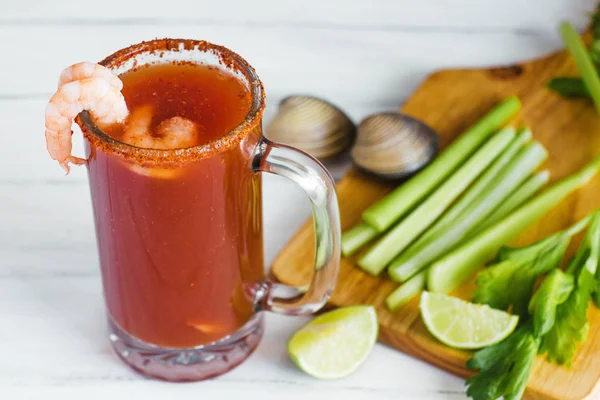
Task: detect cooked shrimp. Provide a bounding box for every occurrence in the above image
[121,104,154,148]
[58,62,122,91]
[46,63,128,173]
[155,117,198,148]
[121,105,199,179]
[122,104,198,149]
[45,78,129,172]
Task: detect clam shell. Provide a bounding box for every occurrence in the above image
[266,96,355,159]
[351,112,438,179]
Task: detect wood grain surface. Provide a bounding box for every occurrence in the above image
[272,39,600,400]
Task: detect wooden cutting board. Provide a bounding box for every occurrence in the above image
[271,39,600,400]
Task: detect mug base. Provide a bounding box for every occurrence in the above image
[107,315,264,382]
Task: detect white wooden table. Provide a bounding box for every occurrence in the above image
[1,1,596,398]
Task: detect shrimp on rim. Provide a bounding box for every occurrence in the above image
[58,62,123,90]
[46,62,200,173]
[45,62,128,173]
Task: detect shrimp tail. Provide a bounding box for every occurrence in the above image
[60,156,87,174]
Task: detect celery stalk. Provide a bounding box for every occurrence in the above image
[358,128,516,275]
[427,155,600,294]
[362,97,521,232]
[341,222,378,256]
[560,22,600,114]
[389,141,548,282]
[473,170,550,236]
[385,271,426,311]
[407,128,531,254]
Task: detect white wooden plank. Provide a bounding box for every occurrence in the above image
[1,0,594,32]
[6,387,467,400]
[0,182,97,277]
[1,24,570,97]
[0,276,464,397]
[0,176,311,277]
[0,22,581,181]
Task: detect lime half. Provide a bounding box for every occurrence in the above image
[288,305,378,379]
[420,291,518,349]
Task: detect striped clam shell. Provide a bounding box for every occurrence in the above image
[351,112,438,179]
[266,96,355,159]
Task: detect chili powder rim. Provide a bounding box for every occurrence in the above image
[78,38,266,166]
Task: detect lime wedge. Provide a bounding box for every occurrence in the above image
[287,305,378,379]
[420,291,518,349]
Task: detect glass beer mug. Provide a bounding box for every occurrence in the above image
[75,39,341,381]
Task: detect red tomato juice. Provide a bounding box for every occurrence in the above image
[85,63,265,348]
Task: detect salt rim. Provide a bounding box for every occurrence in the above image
[77,38,266,167]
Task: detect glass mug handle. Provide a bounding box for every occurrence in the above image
[252,137,341,315]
